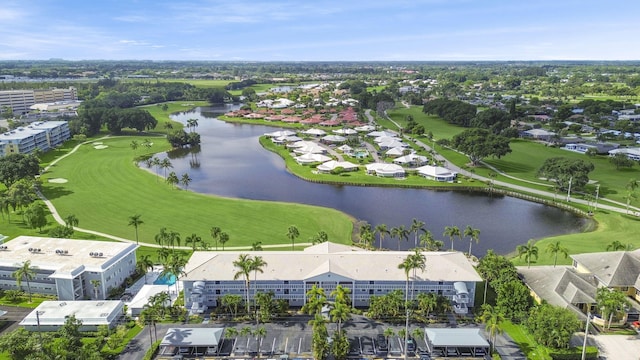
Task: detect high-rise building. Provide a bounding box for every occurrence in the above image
[0,87,77,115]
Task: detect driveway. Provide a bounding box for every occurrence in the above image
[592,333,640,360]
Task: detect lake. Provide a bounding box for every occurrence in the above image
[161,105,587,256]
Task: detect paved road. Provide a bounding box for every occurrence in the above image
[0,305,34,336]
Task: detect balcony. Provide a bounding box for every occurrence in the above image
[453,294,469,304]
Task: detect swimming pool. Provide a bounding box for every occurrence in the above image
[154,273,177,286]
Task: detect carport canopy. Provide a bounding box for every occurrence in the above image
[425,328,490,349]
[161,327,224,347]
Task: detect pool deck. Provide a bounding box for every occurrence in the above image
[125,267,183,307]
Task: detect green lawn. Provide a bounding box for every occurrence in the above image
[40,135,354,248]
[483,139,640,206]
[387,105,466,140]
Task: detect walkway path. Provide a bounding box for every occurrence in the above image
[408,136,639,215]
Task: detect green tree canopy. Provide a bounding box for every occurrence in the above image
[536,157,595,191]
[451,128,512,166]
[0,153,40,188]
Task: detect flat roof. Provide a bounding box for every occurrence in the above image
[0,236,137,278]
[425,328,490,348]
[184,242,481,283]
[161,328,224,347]
[127,285,168,310]
[20,301,123,326]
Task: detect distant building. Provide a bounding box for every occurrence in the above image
[0,120,70,157]
[182,242,481,315]
[0,87,76,115]
[563,142,619,155]
[609,147,640,161]
[0,236,138,301]
[520,129,556,142]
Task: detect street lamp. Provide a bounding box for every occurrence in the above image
[581,311,592,360]
[36,310,44,350]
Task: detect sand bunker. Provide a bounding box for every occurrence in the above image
[92,142,103,145]
[94,145,108,149]
[48,178,68,184]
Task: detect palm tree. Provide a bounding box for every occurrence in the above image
[383,327,395,345]
[330,301,351,334]
[303,284,327,315]
[360,227,374,249]
[233,254,253,314]
[287,225,300,250]
[419,230,443,251]
[225,327,238,340]
[130,140,139,152]
[180,173,192,190]
[210,226,221,250]
[517,239,539,268]
[64,214,79,229]
[186,118,199,133]
[443,225,460,251]
[137,254,154,283]
[151,157,161,181]
[219,232,230,250]
[480,304,504,353]
[159,158,173,178]
[140,302,161,343]
[12,260,36,302]
[166,171,179,189]
[185,233,202,251]
[164,254,186,295]
[391,225,409,250]
[251,241,263,251]
[410,219,425,248]
[606,240,627,251]
[310,230,328,244]
[250,256,268,322]
[154,227,169,247]
[128,214,144,245]
[417,292,438,318]
[254,326,267,358]
[546,241,568,267]
[463,225,480,256]
[398,252,424,360]
[375,223,389,250]
[90,279,101,299]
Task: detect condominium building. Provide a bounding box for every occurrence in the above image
[182,242,482,314]
[0,236,138,301]
[21,300,125,332]
[0,87,77,115]
[0,120,70,157]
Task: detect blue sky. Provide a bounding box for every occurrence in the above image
[1,0,639,61]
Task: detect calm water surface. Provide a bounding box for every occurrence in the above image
[163,105,587,255]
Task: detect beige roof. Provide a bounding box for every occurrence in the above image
[571,251,640,287]
[183,242,481,283]
[0,236,137,279]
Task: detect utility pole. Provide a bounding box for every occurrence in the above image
[581,312,591,360]
[566,176,573,202]
[594,184,600,210]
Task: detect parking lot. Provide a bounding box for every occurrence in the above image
[122,315,509,359]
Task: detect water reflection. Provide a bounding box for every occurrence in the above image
[161,105,588,256]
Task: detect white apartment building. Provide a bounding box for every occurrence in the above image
[182,242,482,314]
[0,120,70,157]
[0,236,138,301]
[21,300,125,331]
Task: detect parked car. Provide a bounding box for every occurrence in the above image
[406,338,416,352]
[376,334,388,351]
